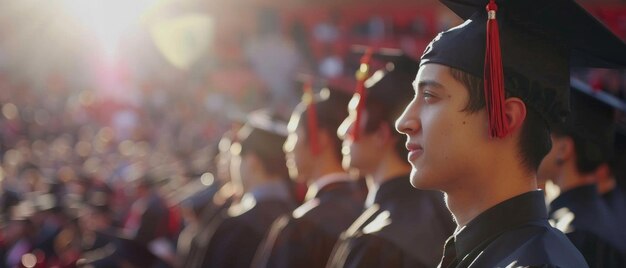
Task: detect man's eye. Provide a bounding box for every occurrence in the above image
[423,91,435,100]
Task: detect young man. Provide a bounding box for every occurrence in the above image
[326,50,454,268]
[252,86,366,268]
[539,87,626,266]
[395,0,626,266]
[183,130,243,268]
[200,110,297,268]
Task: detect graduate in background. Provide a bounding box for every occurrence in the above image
[201,110,297,268]
[327,49,454,268]
[540,87,626,267]
[252,82,366,268]
[395,0,626,266]
[182,130,243,268]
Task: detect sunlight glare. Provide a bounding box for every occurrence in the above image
[62,0,157,57]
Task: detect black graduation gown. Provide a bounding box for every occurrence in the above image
[549,185,626,267]
[175,181,222,263]
[201,196,295,268]
[326,175,455,268]
[440,190,588,268]
[180,196,234,268]
[133,192,171,245]
[603,187,626,229]
[78,230,164,268]
[252,180,366,268]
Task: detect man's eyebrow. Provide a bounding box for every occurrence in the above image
[412,80,444,91]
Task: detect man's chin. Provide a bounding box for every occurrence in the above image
[409,169,437,190]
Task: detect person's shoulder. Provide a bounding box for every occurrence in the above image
[376,189,453,234]
[338,233,430,267]
[295,194,362,220]
[476,221,587,268]
[384,187,446,212]
[233,198,292,219]
[289,201,357,237]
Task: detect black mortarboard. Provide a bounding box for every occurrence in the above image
[290,75,352,154]
[167,173,215,205]
[237,109,288,141]
[349,47,419,140]
[421,0,626,137]
[235,109,288,156]
[234,109,289,176]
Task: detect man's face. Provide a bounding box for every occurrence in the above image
[283,114,314,183]
[396,64,491,190]
[337,96,381,174]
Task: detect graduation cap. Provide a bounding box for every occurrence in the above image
[237,109,288,139]
[232,109,290,177]
[349,47,420,140]
[234,109,289,157]
[421,0,626,138]
[290,74,352,154]
[296,75,323,155]
[166,173,215,206]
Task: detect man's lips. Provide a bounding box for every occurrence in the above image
[406,143,423,161]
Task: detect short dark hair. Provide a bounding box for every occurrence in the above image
[363,98,410,161]
[449,67,551,172]
[551,126,610,175]
[358,56,417,161]
[296,89,351,160]
[239,127,289,178]
[550,88,615,175]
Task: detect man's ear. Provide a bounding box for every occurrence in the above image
[594,163,612,183]
[551,135,575,164]
[503,97,527,135]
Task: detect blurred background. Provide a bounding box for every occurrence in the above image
[0,0,624,267]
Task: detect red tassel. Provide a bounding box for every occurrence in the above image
[484,0,509,138]
[352,48,373,141]
[303,79,320,155]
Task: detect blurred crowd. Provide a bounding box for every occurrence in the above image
[0,69,233,267]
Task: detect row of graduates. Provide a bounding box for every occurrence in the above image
[180,0,626,266]
[181,51,456,268]
[180,66,626,268]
